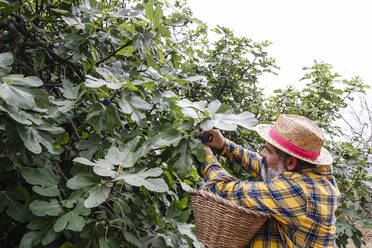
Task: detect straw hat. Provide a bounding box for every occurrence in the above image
[256,114,333,165]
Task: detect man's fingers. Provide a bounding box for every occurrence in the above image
[200,130,213,135]
[199,129,225,149]
[200,129,220,136]
[200,130,216,145]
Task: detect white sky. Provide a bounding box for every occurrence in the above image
[187,0,372,95]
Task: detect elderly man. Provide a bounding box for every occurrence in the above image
[201,114,340,248]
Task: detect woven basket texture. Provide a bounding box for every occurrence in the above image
[188,177,270,248]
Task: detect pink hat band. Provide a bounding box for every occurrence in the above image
[269,128,320,160]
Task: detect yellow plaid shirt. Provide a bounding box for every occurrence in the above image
[201,139,340,248]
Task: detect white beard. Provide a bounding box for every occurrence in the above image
[261,160,286,181]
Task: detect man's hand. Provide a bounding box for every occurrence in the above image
[204,145,213,158]
[201,129,225,150]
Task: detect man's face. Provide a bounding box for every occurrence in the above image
[260,142,287,180]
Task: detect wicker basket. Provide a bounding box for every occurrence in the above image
[188,176,270,248]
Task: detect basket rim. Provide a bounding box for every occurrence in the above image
[188,189,271,218]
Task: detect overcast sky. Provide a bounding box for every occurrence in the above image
[187,0,372,95]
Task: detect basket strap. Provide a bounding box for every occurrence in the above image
[200,175,238,190]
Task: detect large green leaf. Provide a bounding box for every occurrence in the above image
[123,231,141,247]
[17,125,42,154]
[176,99,207,119]
[176,99,207,111]
[118,95,153,124]
[53,211,86,232]
[21,167,60,197]
[60,190,84,209]
[0,52,13,76]
[0,75,42,109]
[73,157,116,178]
[75,133,110,159]
[0,104,32,125]
[66,173,101,190]
[35,124,64,135]
[99,237,120,248]
[129,95,152,110]
[186,75,206,83]
[215,112,257,130]
[85,75,110,88]
[7,200,30,223]
[91,161,116,178]
[19,230,43,248]
[32,186,59,197]
[51,99,76,113]
[106,137,142,168]
[176,98,257,131]
[84,184,111,208]
[53,201,90,232]
[74,201,91,216]
[26,219,47,231]
[17,126,63,154]
[191,139,205,163]
[105,146,127,165]
[85,104,121,131]
[29,199,64,216]
[0,192,31,223]
[62,16,80,26]
[175,222,204,247]
[145,128,183,148]
[85,67,130,89]
[21,167,59,186]
[59,79,80,99]
[73,137,143,178]
[115,168,168,192]
[173,139,193,179]
[201,111,257,131]
[206,100,222,114]
[64,33,88,51]
[41,228,59,246]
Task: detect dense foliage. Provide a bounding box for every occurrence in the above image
[0,0,371,247]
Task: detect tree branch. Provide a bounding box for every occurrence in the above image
[146,104,158,117]
[13,57,39,77]
[95,40,133,66]
[44,48,85,81]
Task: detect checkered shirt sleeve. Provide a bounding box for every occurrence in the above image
[220,139,263,179]
[200,140,340,248]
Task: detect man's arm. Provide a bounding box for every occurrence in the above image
[201,129,263,179]
[221,138,263,179]
[201,154,307,225]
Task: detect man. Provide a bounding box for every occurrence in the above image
[201,114,340,248]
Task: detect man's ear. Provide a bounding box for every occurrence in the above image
[286,157,298,171]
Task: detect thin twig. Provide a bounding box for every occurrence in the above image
[45,47,85,81]
[71,122,81,142]
[14,57,39,77]
[98,205,115,216]
[54,162,69,182]
[146,104,158,117]
[95,40,133,66]
[113,105,125,129]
